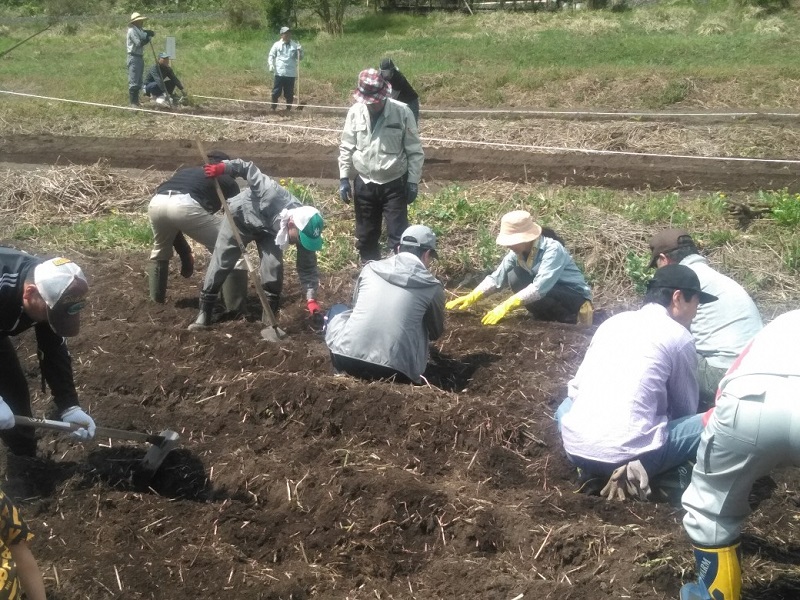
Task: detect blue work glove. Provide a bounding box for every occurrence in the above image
[339,178,352,204]
[406,182,418,204]
[61,406,96,440]
[0,398,14,430]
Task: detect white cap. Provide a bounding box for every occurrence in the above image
[33,258,89,337]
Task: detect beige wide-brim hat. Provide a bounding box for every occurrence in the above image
[495,210,542,246]
[129,12,147,24]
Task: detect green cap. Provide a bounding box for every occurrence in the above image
[298,211,324,251]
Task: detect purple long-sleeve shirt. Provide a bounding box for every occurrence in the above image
[560,303,699,464]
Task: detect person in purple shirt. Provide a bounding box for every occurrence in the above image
[557,264,717,498]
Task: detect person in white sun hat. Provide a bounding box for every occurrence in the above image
[447,210,593,326]
[126,11,155,107]
[0,248,96,459]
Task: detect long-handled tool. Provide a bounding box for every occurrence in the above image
[295,59,305,112]
[14,415,179,484]
[0,23,53,59]
[148,40,170,102]
[195,140,287,342]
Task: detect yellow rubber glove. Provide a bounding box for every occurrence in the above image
[446,290,484,310]
[577,300,594,326]
[481,296,522,326]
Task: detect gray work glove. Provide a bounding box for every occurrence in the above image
[600,460,651,501]
[406,182,418,204]
[0,398,14,430]
[339,178,352,204]
[61,406,97,441]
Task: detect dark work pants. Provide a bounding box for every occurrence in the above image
[145,79,177,98]
[508,266,587,324]
[271,75,295,109]
[353,175,409,262]
[0,337,38,456]
[330,353,411,384]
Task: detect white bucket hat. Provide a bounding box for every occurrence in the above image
[495,210,542,247]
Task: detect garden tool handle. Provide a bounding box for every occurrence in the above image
[194,139,281,329]
[14,415,166,445]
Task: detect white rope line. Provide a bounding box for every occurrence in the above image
[4,89,800,165]
[191,93,800,119]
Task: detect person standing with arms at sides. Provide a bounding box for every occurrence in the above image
[339,68,424,264]
[267,26,303,112]
[126,12,154,107]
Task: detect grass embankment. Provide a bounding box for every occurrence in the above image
[1,3,800,111]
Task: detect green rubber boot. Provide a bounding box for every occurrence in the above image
[146,260,170,303]
[221,270,249,318]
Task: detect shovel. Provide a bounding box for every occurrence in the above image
[195,140,287,342]
[14,415,180,485]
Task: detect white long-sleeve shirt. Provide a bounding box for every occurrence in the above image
[560,303,699,464]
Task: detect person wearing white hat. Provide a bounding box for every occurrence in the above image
[126,11,155,107]
[447,210,593,326]
[325,224,445,383]
[0,248,96,460]
[190,158,325,330]
[267,26,303,111]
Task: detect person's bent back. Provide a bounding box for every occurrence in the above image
[325,225,444,383]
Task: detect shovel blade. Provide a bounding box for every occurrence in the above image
[260,325,287,342]
[136,430,180,485]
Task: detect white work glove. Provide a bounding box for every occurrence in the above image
[600,460,651,501]
[0,398,14,430]
[61,406,96,440]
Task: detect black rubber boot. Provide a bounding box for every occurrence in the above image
[221,270,249,318]
[129,87,140,107]
[188,291,218,330]
[146,260,170,303]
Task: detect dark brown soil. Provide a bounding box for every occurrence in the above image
[2,127,799,599]
[4,250,800,600]
[1,132,798,191]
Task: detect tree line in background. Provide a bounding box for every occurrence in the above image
[0,0,792,36]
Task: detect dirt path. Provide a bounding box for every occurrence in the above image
[3,132,798,191]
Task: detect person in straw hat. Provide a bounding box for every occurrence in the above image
[126,11,155,107]
[338,68,424,264]
[446,210,593,326]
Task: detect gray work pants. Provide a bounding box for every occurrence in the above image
[127,53,144,90]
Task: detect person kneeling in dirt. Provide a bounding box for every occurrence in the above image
[0,486,46,599]
[0,250,96,460]
[446,210,593,326]
[189,159,325,330]
[324,225,445,384]
[556,265,717,501]
[680,310,800,600]
[648,228,763,411]
[146,149,249,314]
[144,52,186,106]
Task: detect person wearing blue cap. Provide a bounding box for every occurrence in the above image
[144,52,186,106]
[267,26,303,111]
[190,158,325,330]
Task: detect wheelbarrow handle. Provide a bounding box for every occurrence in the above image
[14,415,167,446]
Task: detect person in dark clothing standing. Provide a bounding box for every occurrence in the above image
[0,249,96,458]
[146,150,248,313]
[380,58,420,124]
[144,52,186,105]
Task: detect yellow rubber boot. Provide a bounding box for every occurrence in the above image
[680,543,741,600]
[577,300,593,326]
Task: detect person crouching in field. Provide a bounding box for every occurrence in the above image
[324,225,445,384]
[446,210,593,326]
[556,265,716,501]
